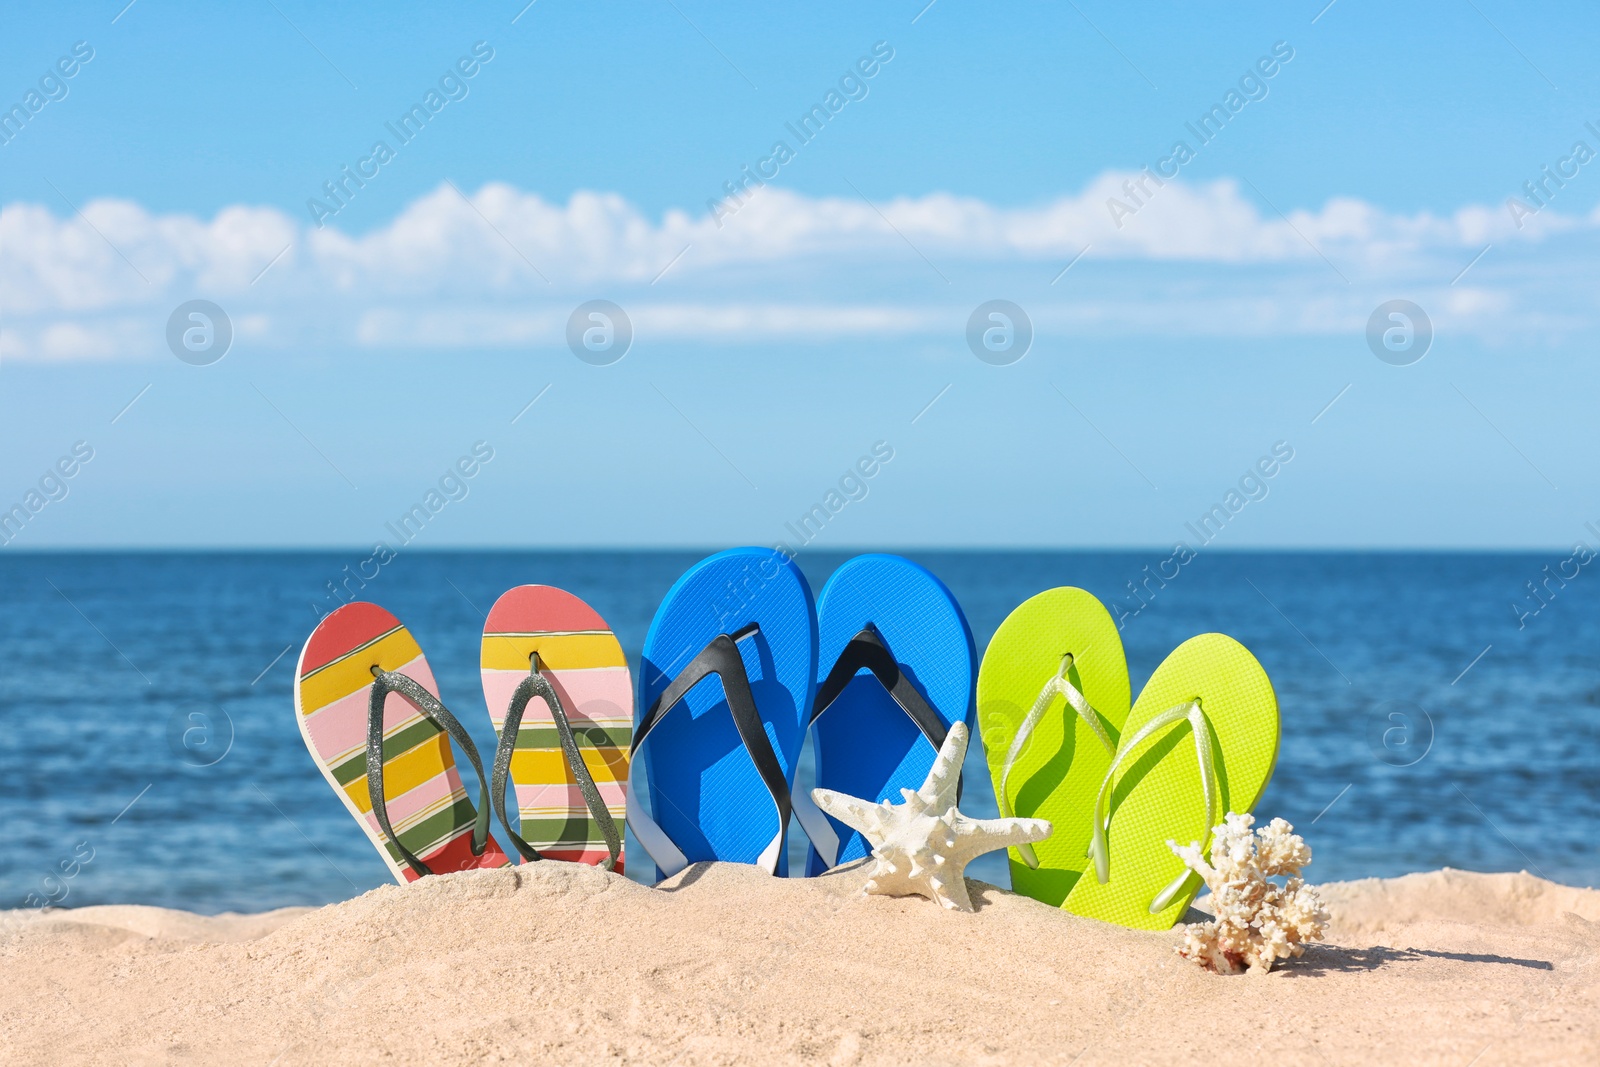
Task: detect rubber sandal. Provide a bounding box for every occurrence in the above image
[1062,633,1280,930]
[481,585,632,872]
[790,554,976,876]
[629,547,816,879]
[294,602,510,883]
[976,587,1130,906]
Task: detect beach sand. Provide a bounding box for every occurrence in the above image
[3,861,1597,1065]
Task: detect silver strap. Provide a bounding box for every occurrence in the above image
[1087,699,1214,913]
[996,656,1116,869]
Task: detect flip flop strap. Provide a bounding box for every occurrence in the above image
[626,622,792,878]
[367,668,494,879]
[490,668,624,871]
[810,626,949,743]
[791,625,956,869]
[996,666,1116,870]
[1087,699,1215,913]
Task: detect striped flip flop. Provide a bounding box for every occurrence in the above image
[481,586,631,872]
[294,602,510,883]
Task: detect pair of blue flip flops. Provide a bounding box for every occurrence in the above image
[627,548,976,879]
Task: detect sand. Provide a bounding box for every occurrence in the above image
[3,862,1597,1065]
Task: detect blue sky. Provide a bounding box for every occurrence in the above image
[2,1,1597,549]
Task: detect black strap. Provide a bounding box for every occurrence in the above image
[811,625,960,799]
[490,662,624,871]
[629,622,792,847]
[367,667,494,879]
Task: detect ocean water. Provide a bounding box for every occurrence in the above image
[2,550,1597,914]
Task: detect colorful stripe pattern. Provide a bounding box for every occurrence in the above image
[295,602,510,883]
[482,586,631,871]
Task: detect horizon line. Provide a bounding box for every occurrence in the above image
[0,543,1581,555]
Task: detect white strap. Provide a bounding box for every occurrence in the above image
[754,822,784,873]
[996,658,1116,869]
[791,782,840,868]
[626,736,787,879]
[625,758,689,878]
[1086,699,1214,913]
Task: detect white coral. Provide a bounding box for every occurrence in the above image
[1168,813,1328,974]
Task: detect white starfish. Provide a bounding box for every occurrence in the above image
[811,722,1052,912]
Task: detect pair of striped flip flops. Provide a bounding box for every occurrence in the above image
[628,547,976,880]
[293,587,631,882]
[977,588,1280,929]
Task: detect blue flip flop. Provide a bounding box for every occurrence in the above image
[791,554,977,876]
[628,547,817,879]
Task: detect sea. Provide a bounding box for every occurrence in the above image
[2,550,1597,914]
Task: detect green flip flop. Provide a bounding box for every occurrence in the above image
[1062,633,1280,930]
[978,588,1130,907]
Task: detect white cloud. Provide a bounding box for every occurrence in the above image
[1,200,297,316]
[353,303,931,348]
[1,173,1594,359]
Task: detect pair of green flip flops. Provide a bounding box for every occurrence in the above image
[977,588,1280,930]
